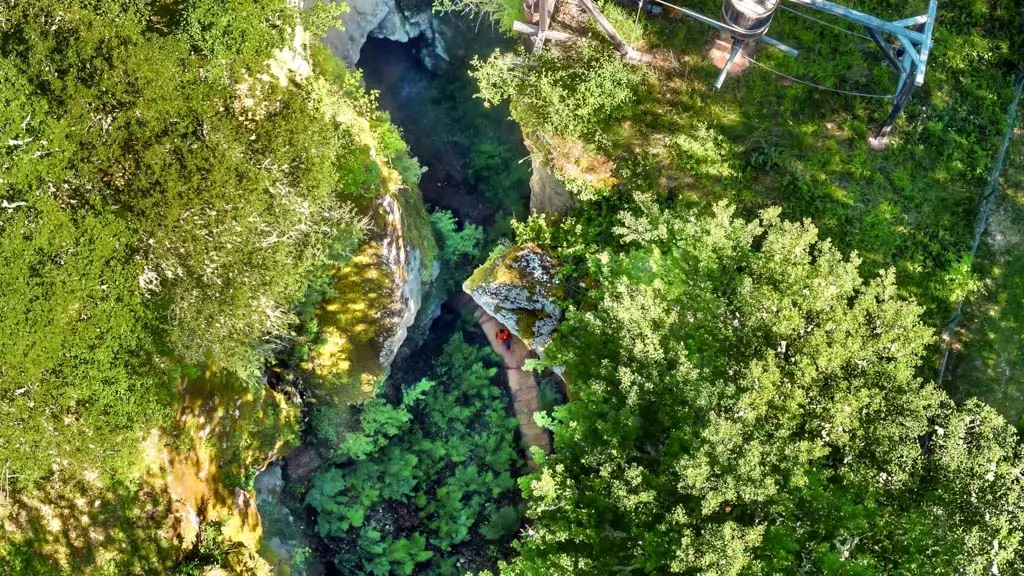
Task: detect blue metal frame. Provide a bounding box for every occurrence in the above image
[786,0,937,86]
[646,0,938,138]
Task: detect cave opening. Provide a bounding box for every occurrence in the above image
[355,32,530,229]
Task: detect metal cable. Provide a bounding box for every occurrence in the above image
[745,56,896,99]
[632,0,644,44]
[779,5,873,41]
[937,68,1024,385]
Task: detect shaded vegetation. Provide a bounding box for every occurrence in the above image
[0,480,175,576]
[307,334,523,575]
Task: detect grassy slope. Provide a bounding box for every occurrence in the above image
[954,120,1024,423]
[611,0,1016,318]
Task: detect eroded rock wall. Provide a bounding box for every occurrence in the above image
[317,0,449,71]
[305,184,438,404]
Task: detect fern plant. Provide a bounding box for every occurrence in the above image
[306,332,523,574]
[480,506,523,541]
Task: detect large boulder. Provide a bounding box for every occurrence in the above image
[464,244,563,354]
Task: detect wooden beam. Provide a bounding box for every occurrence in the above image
[577,0,631,57]
[624,47,655,64]
[535,0,551,52]
[512,17,652,63]
[512,20,574,43]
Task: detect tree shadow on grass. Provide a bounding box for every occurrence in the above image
[0,479,176,575]
[949,130,1024,425]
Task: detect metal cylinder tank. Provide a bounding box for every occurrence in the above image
[722,0,780,38]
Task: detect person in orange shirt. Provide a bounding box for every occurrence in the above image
[496,327,512,352]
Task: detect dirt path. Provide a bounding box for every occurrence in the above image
[455,295,552,469]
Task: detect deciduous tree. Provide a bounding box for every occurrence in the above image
[507,203,1024,574]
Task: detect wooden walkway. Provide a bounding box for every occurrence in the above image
[455,294,552,469]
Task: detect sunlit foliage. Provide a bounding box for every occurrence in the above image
[0,0,373,485]
[506,203,1024,574]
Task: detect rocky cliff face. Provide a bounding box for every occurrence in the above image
[146,369,301,576]
[305,184,438,404]
[317,0,450,71]
[521,133,576,216]
[378,190,441,368]
[529,152,576,216]
[463,244,563,354]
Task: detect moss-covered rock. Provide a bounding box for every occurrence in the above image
[157,369,301,551]
[464,244,563,353]
[305,183,438,404]
[526,131,619,214]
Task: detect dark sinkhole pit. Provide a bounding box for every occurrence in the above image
[303,24,537,576]
[356,34,531,228]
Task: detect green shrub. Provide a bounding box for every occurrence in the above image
[480,505,523,541]
[473,40,650,140]
[505,203,1024,574]
[308,404,353,448]
[0,0,378,487]
[432,210,485,263]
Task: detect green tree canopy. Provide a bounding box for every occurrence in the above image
[507,203,1024,574]
[0,0,377,485]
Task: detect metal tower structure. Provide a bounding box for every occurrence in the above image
[515,0,939,144]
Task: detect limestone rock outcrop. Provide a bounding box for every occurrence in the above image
[463,244,563,354]
[378,188,442,369]
[529,153,576,216]
[306,185,438,403]
[316,0,450,71]
[525,132,617,215]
